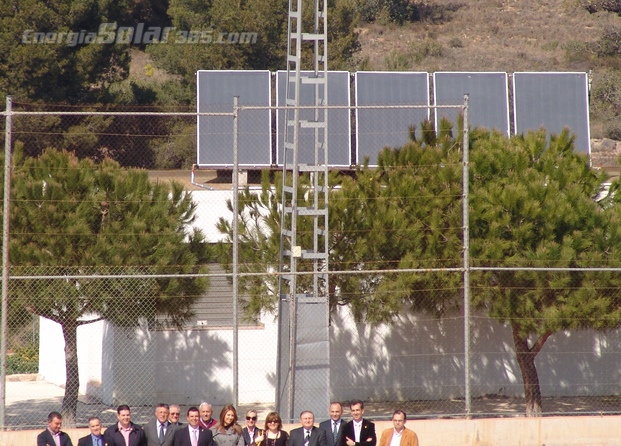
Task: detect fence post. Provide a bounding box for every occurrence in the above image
[462,94,471,418]
[232,96,239,408]
[0,95,13,428]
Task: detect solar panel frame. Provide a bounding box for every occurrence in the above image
[433,72,510,136]
[512,72,591,154]
[196,70,272,167]
[275,70,352,167]
[354,71,430,166]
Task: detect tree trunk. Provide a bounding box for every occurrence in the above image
[511,323,551,417]
[61,322,79,427]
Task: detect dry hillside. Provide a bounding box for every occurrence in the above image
[356,0,621,74]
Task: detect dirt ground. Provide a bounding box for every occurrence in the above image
[359,395,621,419]
[7,375,621,430]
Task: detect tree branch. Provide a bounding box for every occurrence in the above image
[530,331,552,356]
[76,317,105,326]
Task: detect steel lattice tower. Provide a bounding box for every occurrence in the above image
[276,0,330,422]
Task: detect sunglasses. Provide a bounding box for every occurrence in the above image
[170,413,180,416]
[267,420,278,424]
[246,416,257,421]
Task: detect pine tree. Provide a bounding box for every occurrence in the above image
[469,129,618,415]
[4,149,211,424]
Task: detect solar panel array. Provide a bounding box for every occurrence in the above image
[196,71,591,167]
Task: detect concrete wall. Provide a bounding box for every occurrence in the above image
[39,312,279,406]
[101,322,156,406]
[38,317,105,399]
[8,417,621,446]
[151,319,279,405]
[329,306,621,401]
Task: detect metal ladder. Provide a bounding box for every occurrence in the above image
[277,0,330,422]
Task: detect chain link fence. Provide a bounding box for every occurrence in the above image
[2,100,621,431]
[331,269,621,418]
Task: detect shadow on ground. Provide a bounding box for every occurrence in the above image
[6,378,621,430]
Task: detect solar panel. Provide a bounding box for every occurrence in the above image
[513,72,591,153]
[196,70,272,167]
[355,71,429,166]
[433,72,510,135]
[275,71,351,166]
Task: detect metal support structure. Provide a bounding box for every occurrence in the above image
[278,0,330,423]
[1,96,12,428]
[232,96,239,408]
[462,94,471,417]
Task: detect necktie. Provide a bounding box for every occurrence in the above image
[192,429,198,446]
[159,424,165,443]
[332,422,338,442]
[304,430,310,446]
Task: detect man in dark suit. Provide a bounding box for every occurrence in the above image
[103,404,147,446]
[340,401,376,446]
[144,403,178,446]
[289,411,328,446]
[37,411,74,446]
[172,407,213,446]
[242,409,262,446]
[169,405,184,427]
[319,402,344,446]
[78,417,105,446]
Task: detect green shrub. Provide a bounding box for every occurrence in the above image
[565,27,621,68]
[355,0,463,25]
[385,50,411,70]
[579,0,621,15]
[449,37,464,48]
[541,40,559,51]
[410,39,444,62]
[596,26,621,58]
[591,70,621,116]
[605,122,621,140]
[562,40,593,65]
[7,344,38,375]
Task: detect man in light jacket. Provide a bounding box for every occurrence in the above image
[378,411,418,446]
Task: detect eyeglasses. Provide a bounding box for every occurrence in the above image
[170,413,180,416]
[246,416,257,421]
[267,420,278,424]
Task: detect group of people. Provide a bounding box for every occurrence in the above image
[36,400,419,446]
